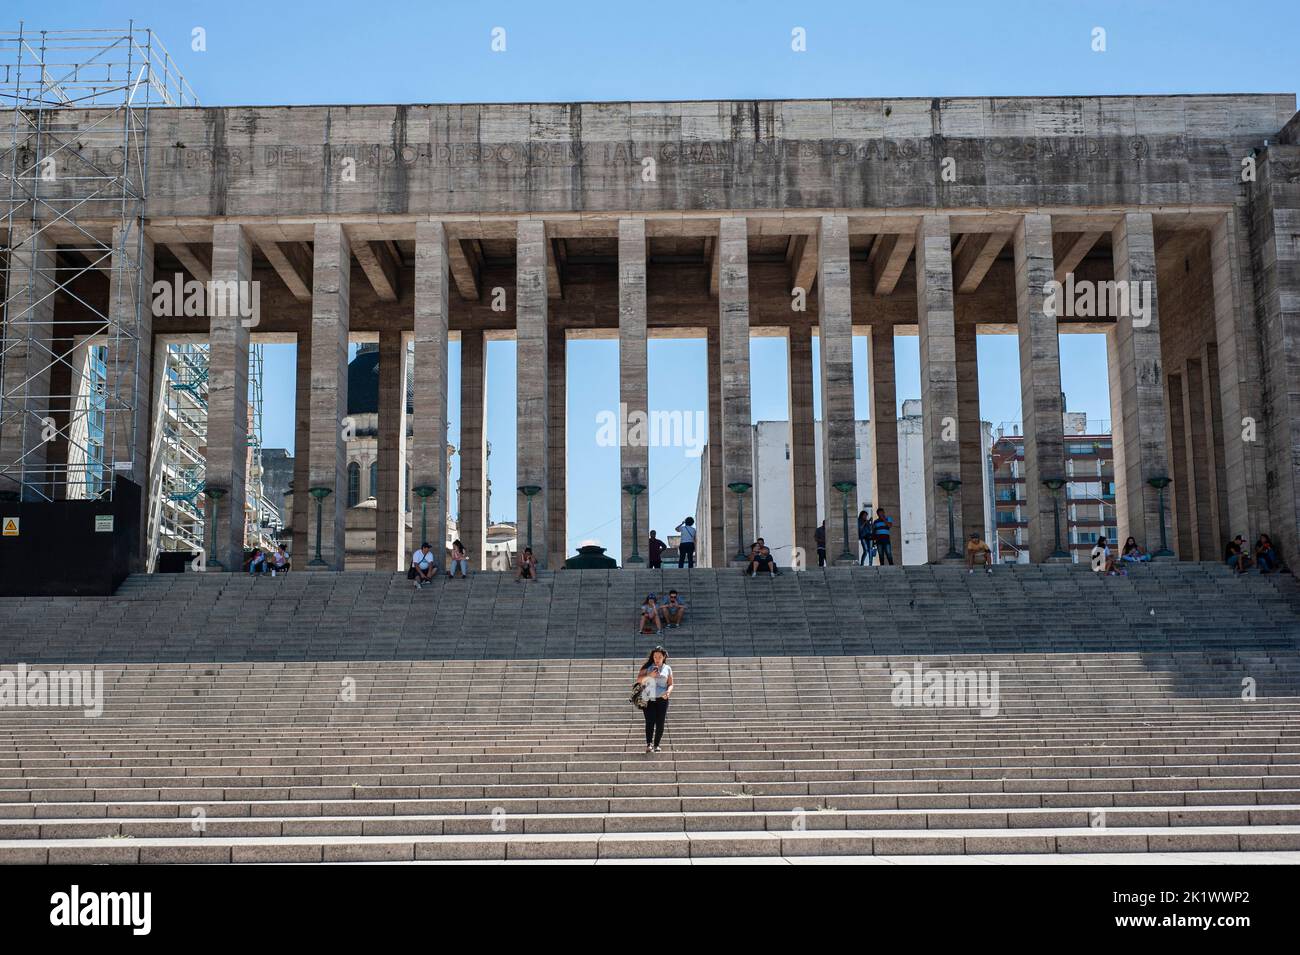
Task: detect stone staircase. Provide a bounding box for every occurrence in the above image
[1,565,1298,863]
[2,653,1300,863]
[1,563,1297,663]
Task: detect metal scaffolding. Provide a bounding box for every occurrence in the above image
[0,24,197,502]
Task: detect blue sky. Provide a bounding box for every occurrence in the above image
[13,1,1297,560]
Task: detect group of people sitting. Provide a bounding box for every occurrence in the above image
[246,544,291,576]
[743,538,781,577]
[1089,536,1152,575]
[1225,534,1282,574]
[407,539,473,588]
[637,590,688,635]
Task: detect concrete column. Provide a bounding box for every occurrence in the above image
[105,226,155,566]
[292,331,311,560]
[515,220,549,565]
[618,218,648,566]
[1110,212,1171,554]
[817,214,856,563]
[458,329,487,569]
[205,223,252,571]
[1105,326,1128,539]
[916,214,963,562]
[547,326,566,568]
[954,322,985,540]
[412,221,450,559]
[1200,341,1230,549]
[705,325,726,567]
[1014,213,1067,562]
[307,222,350,570]
[0,225,56,499]
[1166,371,1193,558]
[787,325,818,566]
[1210,208,1267,543]
[1180,356,1217,559]
[375,329,407,569]
[717,217,754,564]
[868,324,900,540]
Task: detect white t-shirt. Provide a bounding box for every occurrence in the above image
[1090,545,1108,572]
[641,663,673,701]
[677,523,697,544]
[412,550,436,570]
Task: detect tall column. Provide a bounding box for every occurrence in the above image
[0,225,56,499]
[105,225,155,566]
[817,214,856,564]
[1105,326,1128,538]
[412,221,450,559]
[292,331,311,559]
[954,322,985,540]
[1014,213,1067,561]
[515,220,549,565]
[787,325,818,566]
[547,326,566,568]
[205,223,252,571]
[1200,341,1230,549]
[307,222,350,570]
[1180,356,1217,559]
[705,325,726,567]
[916,214,963,562]
[868,324,900,537]
[1166,371,1192,557]
[1210,209,1267,543]
[618,218,648,565]
[1110,212,1170,553]
[458,329,487,569]
[375,329,407,569]
[717,217,754,564]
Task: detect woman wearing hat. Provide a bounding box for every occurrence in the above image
[637,646,674,753]
[638,593,663,635]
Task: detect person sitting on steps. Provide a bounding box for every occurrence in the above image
[248,548,267,577]
[448,539,469,578]
[515,546,537,581]
[1091,536,1121,576]
[1225,536,1252,574]
[965,533,992,574]
[747,544,780,578]
[662,589,687,629]
[638,593,664,635]
[270,544,290,576]
[410,542,438,589]
[1121,536,1152,564]
[1255,534,1280,574]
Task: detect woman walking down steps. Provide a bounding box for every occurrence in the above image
[637,646,673,753]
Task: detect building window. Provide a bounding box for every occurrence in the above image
[347,462,360,507]
[368,461,377,499]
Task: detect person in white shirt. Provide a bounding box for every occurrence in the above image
[675,517,697,568]
[270,545,290,576]
[410,542,439,589]
[1090,536,1118,576]
[637,646,674,753]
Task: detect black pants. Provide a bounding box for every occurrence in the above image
[677,542,696,568]
[643,698,669,746]
[817,546,826,567]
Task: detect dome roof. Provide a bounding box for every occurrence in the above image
[346,348,413,416]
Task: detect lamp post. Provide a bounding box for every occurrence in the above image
[1147,476,1174,558]
[205,486,227,571]
[623,483,646,564]
[1042,477,1070,561]
[413,484,437,544]
[307,486,332,568]
[936,477,962,560]
[727,482,752,561]
[831,480,857,562]
[518,485,542,553]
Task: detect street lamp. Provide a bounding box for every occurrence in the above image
[1147,476,1174,558]
[307,486,332,568]
[831,480,857,562]
[727,482,752,561]
[1042,477,1070,560]
[518,485,542,553]
[205,486,227,571]
[936,477,962,560]
[623,483,646,564]
[413,484,437,544]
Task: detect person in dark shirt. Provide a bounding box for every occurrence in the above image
[815,520,826,567]
[872,509,895,565]
[747,545,780,578]
[647,530,666,569]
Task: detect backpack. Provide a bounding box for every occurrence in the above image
[629,681,649,710]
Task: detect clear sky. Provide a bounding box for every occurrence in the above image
[13,1,1296,561]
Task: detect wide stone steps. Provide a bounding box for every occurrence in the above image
[3,564,1296,662]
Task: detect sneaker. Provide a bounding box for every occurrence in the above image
[413,580,420,590]
[646,744,654,753]
[653,746,662,753]
[656,629,663,636]
[968,569,974,575]
[985,567,992,575]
